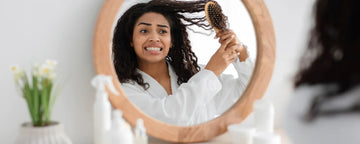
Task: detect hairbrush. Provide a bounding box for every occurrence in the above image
[205,0,228,33]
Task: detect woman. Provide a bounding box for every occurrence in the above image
[113,0,253,125]
[285,0,360,143]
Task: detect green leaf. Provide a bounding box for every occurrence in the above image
[48,77,66,123]
[45,80,53,123]
[32,76,40,125]
[24,79,36,125]
[41,79,49,126]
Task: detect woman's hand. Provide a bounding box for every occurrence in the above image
[205,30,241,76]
[215,29,248,62]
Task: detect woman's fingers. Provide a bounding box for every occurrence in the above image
[214,29,233,39]
[206,29,244,76]
[219,33,235,44]
[226,50,240,59]
[219,35,235,51]
[229,54,237,62]
[214,29,227,39]
[217,30,240,53]
[226,42,241,52]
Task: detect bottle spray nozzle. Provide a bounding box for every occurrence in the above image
[91,74,119,96]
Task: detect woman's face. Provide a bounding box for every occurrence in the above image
[131,12,172,64]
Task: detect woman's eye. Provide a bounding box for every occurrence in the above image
[160,30,168,34]
[140,30,147,33]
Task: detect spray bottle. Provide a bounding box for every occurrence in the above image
[91,75,119,144]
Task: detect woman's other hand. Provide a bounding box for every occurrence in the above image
[205,30,240,76]
[215,29,249,62]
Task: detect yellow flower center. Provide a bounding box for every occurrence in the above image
[11,66,17,71]
[42,68,50,74]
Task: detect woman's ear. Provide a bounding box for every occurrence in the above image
[130,42,134,47]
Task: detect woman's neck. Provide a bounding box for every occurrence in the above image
[138,60,169,80]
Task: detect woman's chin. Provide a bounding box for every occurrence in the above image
[140,56,167,64]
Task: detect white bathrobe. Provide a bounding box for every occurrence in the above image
[121,58,254,126]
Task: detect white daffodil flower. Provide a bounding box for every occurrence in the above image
[10,65,20,73]
[46,59,58,68]
[10,65,25,81]
[40,64,53,78]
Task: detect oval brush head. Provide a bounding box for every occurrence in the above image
[205,1,227,33]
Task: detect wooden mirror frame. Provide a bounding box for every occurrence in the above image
[93,0,275,143]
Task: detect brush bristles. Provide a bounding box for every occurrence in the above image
[205,1,227,31]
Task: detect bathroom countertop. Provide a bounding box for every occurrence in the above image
[149,128,292,144]
[148,132,232,144]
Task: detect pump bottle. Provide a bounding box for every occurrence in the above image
[104,110,134,144]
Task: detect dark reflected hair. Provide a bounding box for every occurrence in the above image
[294,0,360,121]
[113,0,211,90]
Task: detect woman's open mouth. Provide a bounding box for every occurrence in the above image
[145,47,163,51]
[145,47,163,54]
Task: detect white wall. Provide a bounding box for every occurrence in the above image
[263,0,315,127]
[0,0,315,143]
[0,0,103,143]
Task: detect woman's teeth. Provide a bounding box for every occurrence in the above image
[145,47,162,51]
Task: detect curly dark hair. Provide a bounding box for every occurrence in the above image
[294,0,360,121]
[113,0,212,90]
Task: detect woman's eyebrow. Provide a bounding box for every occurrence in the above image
[138,22,169,28]
[138,22,151,26]
[157,24,169,28]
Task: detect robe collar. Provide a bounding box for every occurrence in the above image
[136,63,179,98]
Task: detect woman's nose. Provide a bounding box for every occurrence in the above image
[149,33,160,42]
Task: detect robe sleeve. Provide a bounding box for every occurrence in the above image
[121,69,222,125]
[211,57,255,115]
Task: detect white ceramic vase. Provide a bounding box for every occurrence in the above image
[14,122,72,144]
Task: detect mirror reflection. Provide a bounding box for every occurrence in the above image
[112,0,256,126]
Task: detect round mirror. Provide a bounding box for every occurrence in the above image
[112,0,256,126]
[93,0,275,142]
